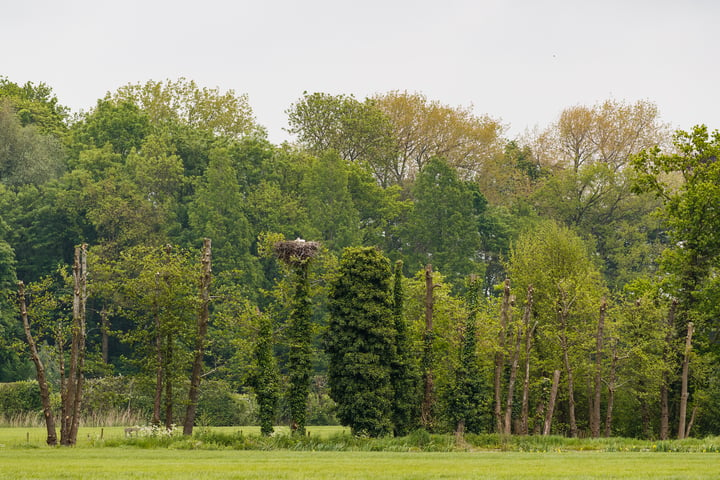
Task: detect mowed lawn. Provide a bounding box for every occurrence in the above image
[1,428,719,480]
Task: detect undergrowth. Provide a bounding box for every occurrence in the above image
[96,429,720,453]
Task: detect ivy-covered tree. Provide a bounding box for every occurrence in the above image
[272,239,320,435]
[390,260,420,436]
[446,275,486,437]
[326,247,396,436]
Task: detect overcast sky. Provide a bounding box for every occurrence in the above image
[3,0,718,143]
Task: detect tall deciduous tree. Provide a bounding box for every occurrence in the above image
[372,90,505,183]
[287,92,398,185]
[111,77,259,138]
[326,247,396,437]
[403,157,487,285]
[507,220,605,436]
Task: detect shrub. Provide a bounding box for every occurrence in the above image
[0,381,42,415]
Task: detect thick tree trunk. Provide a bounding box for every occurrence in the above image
[677,321,694,439]
[591,298,607,438]
[19,281,57,446]
[543,370,561,436]
[494,279,511,433]
[421,264,435,429]
[184,238,212,436]
[660,300,677,440]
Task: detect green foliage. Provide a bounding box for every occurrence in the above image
[0,381,42,415]
[390,261,420,436]
[69,99,150,157]
[250,312,278,435]
[326,247,396,436]
[0,77,69,135]
[0,101,66,186]
[286,92,398,185]
[403,157,487,285]
[446,277,486,434]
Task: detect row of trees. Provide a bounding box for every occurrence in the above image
[0,76,718,442]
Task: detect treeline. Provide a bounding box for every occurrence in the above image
[0,76,718,443]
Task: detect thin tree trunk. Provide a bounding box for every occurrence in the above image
[19,281,57,446]
[519,287,535,436]
[604,338,618,437]
[543,370,561,436]
[677,321,694,439]
[685,405,698,438]
[184,238,212,436]
[557,288,577,438]
[660,300,677,440]
[100,308,109,364]
[495,279,511,433]
[70,244,87,444]
[421,264,435,429]
[504,285,529,434]
[591,298,607,438]
[165,333,174,430]
[153,272,163,426]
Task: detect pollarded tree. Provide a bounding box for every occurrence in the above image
[326,247,396,436]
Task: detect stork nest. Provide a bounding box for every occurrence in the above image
[273,239,320,266]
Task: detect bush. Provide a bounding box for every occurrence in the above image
[197,380,255,426]
[0,381,42,415]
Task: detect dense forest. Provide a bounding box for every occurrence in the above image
[0,76,718,444]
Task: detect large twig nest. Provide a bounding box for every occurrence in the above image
[273,239,320,266]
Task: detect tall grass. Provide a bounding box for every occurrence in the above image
[96,429,720,453]
[0,409,147,428]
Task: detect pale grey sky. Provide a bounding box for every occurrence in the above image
[2,0,718,143]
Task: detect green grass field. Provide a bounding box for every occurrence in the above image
[1,428,718,479]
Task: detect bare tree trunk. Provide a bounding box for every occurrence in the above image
[677,321,694,439]
[685,405,698,438]
[184,238,212,436]
[494,279,511,433]
[421,264,435,429]
[62,244,87,446]
[604,337,618,437]
[19,281,57,446]
[660,300,677,440]
[100,308,109,364]
[591,298,607,438]
[543,370,561,436]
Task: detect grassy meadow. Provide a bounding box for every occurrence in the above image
[1,427,719,479]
